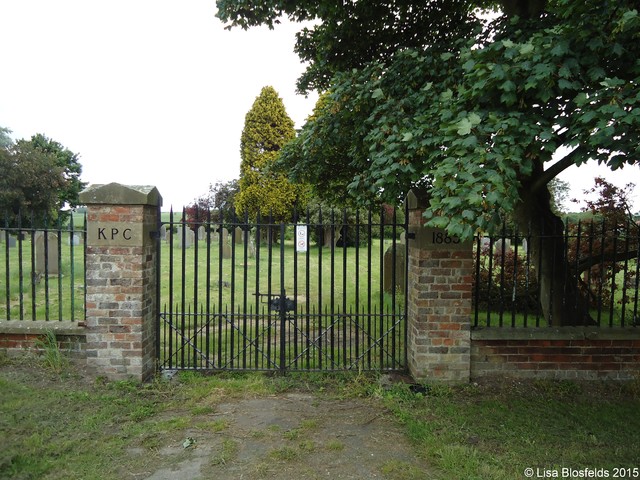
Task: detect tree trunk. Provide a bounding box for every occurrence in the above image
[513,175,593,326]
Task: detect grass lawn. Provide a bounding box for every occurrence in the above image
[1,352,639,479]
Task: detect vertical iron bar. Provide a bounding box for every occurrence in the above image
[318,208,323,370]
[4,213,10,320]
[193,207,199,368]
[218,210,224,368]
[573,221,582,325]
[498,222,506,327]
[379,206,385,368]
[620,219,631,327]
[523,222,532,327]
[474,236,481,328]
[180,208,187,368]
[18,211,24,320]
[155,205,162,369]
[536,219,543,327]
[330,209,335,366]
[609,223,618,327]
[305,207,311,369]
[342,209,347,367]
[43,214,50,321]
[280,223,286,372]
[255,210,261,369]
[404,200,409,368]
[57,215,63,321]
[205,209,211,365]
[355,209,361,362]
[242,214,249,369]
[266,210,273,369]
[487,237,494,327]
[511,229,518,327]
[30,213,36,320]
[293,208,299,369]
[68,213,75,322]
[168,208,174,369]
[633,221,640,326]
[391,208,397,366]
[230,212,237,368]
[597,218,605,326]
[367,208,372,367]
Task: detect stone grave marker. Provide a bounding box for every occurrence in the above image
[383,243,406,294]
[35,231,59,274]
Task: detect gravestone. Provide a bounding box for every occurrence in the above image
[68,233,82,246]
[198,225,206,241]
[220,228,232,259]
[234,226,244,245]
[7,235,16,248]
[177,227,195,248]
[35,231,59,275]
[248,235,257,258]
[159,224,167,241]
[383,243,406,294]
[521,238,528,254]
[493,238,512,256]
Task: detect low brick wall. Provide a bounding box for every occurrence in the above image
[0,321,86,360]
[471,328,640,380]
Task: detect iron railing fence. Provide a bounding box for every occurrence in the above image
[473,218,640,328]
[1,211,86,322]
[157,205,408,372]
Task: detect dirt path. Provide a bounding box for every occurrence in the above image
[140,391,431,479]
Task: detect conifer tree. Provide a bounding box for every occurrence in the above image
[236,86,306,222]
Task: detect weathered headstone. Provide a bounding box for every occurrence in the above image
[221,228,232,259]
[493,238,512,256]
[383,243,406,294]
[177,227,194,248]
[35,231,60,274]
[234,226,244,245]
[521,238,528,254]
[7,235,16,248]
[198,225,206,241]
[159,224,167,241]
[248,235,257,258]
[68,233,82,246]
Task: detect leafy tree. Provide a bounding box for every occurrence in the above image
[217,0,640,325]
[28,134,86,212]
[0,134,85,226]
[0,126,13,149]
[184,179,240,229]
[235,86,309,223]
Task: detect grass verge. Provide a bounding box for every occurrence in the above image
[0,357,638,479]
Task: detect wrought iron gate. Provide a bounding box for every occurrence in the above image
[157,207,408,372]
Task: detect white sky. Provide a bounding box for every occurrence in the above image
[0,0,638,212]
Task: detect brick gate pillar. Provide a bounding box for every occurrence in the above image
[406,190,473,383]
[79,183,162,381]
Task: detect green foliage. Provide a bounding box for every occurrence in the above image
[0,133,86,226]
[236,86,309,221]
[0,126,13,149]
[219,1,640,240]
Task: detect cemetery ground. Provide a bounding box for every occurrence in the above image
[1,353,639,480]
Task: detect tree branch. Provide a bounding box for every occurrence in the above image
[532,145,588,193]
[575,247,640,274]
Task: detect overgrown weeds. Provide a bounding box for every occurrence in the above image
[34,330,68,373]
